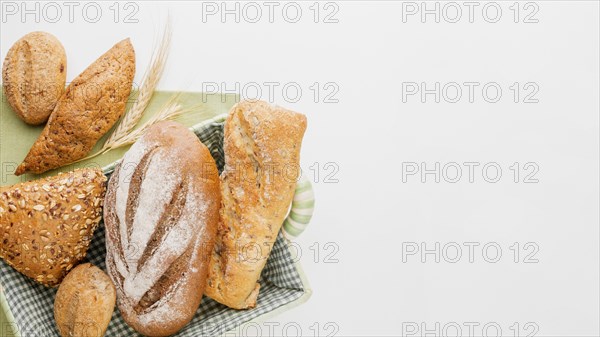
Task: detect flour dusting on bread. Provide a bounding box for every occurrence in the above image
[104,121,220,336]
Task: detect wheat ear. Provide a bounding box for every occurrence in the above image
[104,21,171,149]
[107,100,184,149]
[77,21,172,162]
[106,91,209,149]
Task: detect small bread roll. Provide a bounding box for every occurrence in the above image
[2,31,67,125]
[54,263,116,337]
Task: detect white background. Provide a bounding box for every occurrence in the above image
[1,1,599,336]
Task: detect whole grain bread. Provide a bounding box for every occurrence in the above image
[54,263,116,337]
[15,38,135,176]
[104,121,220,336]
[0,168,107,287]
[205,100,307,309]
[2,31,67,125]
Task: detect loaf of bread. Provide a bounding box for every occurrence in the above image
[205,100,307,309]
[104,121,220,336]
[15,38,135,176]
[54,263,116,337]
[2,31,67,125]
[0,168,106,287]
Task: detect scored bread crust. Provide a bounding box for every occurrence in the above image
[15,38,135,176]
[2,31,67,125]
[104,121,220,337]
[0,168,107,287]
[205,100,307,309]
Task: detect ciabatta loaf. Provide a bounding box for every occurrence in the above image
[104,121,220,337]
[205,100,307,309]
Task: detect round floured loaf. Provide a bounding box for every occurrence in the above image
[103,121,220,337]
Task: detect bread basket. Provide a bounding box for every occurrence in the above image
[0,94,314,336]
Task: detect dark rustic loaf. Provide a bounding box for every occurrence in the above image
[205,100,307,309]
[104,121,220,336]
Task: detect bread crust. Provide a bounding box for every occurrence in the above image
[2,31,67,125]
[104,121,220,336]
[15,38,135,175]
[205,100,307,309]
[0,168,107,287]
[54,263,116,337]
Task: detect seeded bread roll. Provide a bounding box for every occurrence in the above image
[205,100,307,309]
[54,263,116,337]
[2,31,67,125]
[0,168,106,287]
[15,38,135,176]
[104,121,220,336]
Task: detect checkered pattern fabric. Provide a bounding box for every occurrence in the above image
[0,117,306,336]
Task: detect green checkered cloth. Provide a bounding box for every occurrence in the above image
[0,117,306,336]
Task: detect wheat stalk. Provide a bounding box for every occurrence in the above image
[76,99,184,162]
[103,20,171,148]
[108,101,184,149]
[77,20,172,162]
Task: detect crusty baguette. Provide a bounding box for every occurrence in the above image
[2,31,67,125]
[0,168,106,287]
[54,263,116,337]
[15,38,135,175]
[205,100,307,309]
[104,121,220,336]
